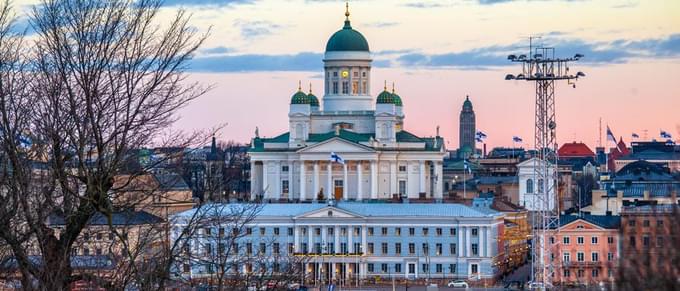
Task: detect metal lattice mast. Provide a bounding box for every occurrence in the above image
[506,41,585,289]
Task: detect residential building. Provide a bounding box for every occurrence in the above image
[615,141,680,173]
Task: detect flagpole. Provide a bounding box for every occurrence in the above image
[463,162,466,199]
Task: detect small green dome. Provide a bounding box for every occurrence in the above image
[463,95,473,110]
[308,93,320,107]
[291,90,310,105]
[325,20,369,52]
[391,93,403,107]
[376,89,401,106]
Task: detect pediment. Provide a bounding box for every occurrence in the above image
[297,137,375,153]
[295,206,364,219]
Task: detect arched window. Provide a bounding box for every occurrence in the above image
[526,178,534,194]
[538,179,544,193]
[295,124,303,140]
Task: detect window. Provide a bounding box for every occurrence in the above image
[354,227,360,236]
[333,71,338,77]
[471,243,479,256]
[592,236,598,244]
[353,71,359,78]
[608,236,614,244]
[83,233,90,241]
[436,243,442,255]
[362,81,367,94]
[538,179,544,193]
[423,228,429,235]
[643,235,650,247]
[657,236,664,247]
[472,228,478,236]
[643,220,650,227]
[395,243,402,255]
[526,179,534,193]
[259,243,266,254]
[381,227,388,236]
[362,72,367,77]
[395,263,402,273]
[563,252,570,262]
[408,243,415,254]
[395,228,401,236]
[302,243,308,253]
[342,81,349,94]
[368,263,374,273]
[398,180,406,196]
[273,243,280,255]
[341,227,347,236]
[449,264,456,274]
[315,243,321,254]
[399,165,407,172]
[422,264,429,273]
[450,228,457,236]
[332,81,338,94]
[354,243,360,253]
[408,263,415,274]
[436,264,443,273]
[367,243,374,255]
[260,228,265,235]
[450,243,457,255]
[381,243,388,254]
[592,269,599,278]
[422,243,429,255]
[592,252,599,262]
[436,228,443,236]
[328,227,334,235]
[368,227,374,236]
[657,220,664,227]
[563,269,570,278]
[577,269,584,278]
[409,228,415,236]
[315,228,321,235]
[608,252,614,261]
[629,236,636,247]
[628,220,636,227]
[563,236,570,244]
[288,243,294,254]
[352,81,358,94]
[282,165,289,172]
[288,227,294,236]
[246,243,253,255]
[577,236,584,244]
[576,225,584,229]
[471,264,478,274]
[340,243,347,254]
[183,264,191,273]
[550,236,555,244]
[282,180,289,194]
[381,263,388,273]
[577,252,584,262]
[274,228,280,236]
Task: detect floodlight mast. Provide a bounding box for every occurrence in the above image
[506,42,584,290]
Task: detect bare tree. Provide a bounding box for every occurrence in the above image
[0,0,212,289]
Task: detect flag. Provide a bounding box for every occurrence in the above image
[631,133,639,139]
[660,130,672,139]
[512,136,523,143]
[476,131,487,139]
[330,152,344,164]
[463,159,472,174]
[475,137,483,143]
[606,126,616,143]
[666,140,675,146]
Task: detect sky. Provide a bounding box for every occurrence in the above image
[14,0,680,150]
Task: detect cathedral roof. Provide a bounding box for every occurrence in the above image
[325,5,369,52]
[376,88,402,106]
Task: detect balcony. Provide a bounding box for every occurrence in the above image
[564,261,603,267]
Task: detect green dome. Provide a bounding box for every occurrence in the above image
[391,93,403,107]
[325,20,369,52]
[308,93,320,107]
[291,90,310,105]
[463,95,473,109]
[376,89,401,106]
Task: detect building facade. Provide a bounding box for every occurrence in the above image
[172,202,504,284]
[248,6,445,202]
[517,158,557,211]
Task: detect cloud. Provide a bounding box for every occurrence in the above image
[189,52,322,72]
[159,0,253,7]
[234,20,282,39]
[364,22,399,28]
[200,46,235,55]
[402,2,447,8]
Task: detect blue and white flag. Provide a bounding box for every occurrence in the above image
[463,159,472,174]
[660,130,672,139]
[666,139,675,146]
[606,126,616,143]
[631,133,639,139]
[512,136,523,143]
[475,137,483,143]
[330,152,344,164]
[476,131,487,139]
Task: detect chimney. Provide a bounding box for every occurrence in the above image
[643,190,650,201]
[483,143,487,158]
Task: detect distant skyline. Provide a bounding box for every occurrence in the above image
[16,0,679,149]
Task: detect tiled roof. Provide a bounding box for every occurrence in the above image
[476,176,518,185]
[557,214,620,229]
[558,142,595,158]
[175,201,500,219]
[49,210,164,226]
[154,172,190,190]
[603,182,680,198]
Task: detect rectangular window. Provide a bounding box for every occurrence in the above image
[381,263,388,273]
[260,228,266,235]
[315,228,321,235]
[354,227,360,236]
[273,243,280,255]
[367,243,374,255]
[398,180,406,196]
[563,236,570,244]
[471,243,479,256]
[643,235,650,247]
[368,263,374,273]
[274,228,280,236]
[333,71,338,77]
[246,243,253,255]
[657,220,664,227]
[449,264,456,274]
[282,180,289,194]
[657,236,664,247]
[577,236,584,244]
[577,252,584,262]
[563,269,570,278]
[436,228,443,236]
[408,243,415,254]
[332,82,338,94]
[592,269,599,278]
[328,227,334,236]
[643,220,650,227]
[282,165,289,172]
[592,236,598,244]
[450,228,456,236]
[259,243,266,254]
[288,227,294,236]
[422,243,429,255]
[399,165,407,172]
[436,264,443,273]
[436,243,442,255]
[472,228,478,236]
[341,227,347,236]
[450,243,457,255]
[608,236,614,244]
[608,252,614,261]
[368,227,374,236]
[302,243,308,253]
[628,220,636,227]
[592,252,599,262]
[422,264,429,273]
[362,81,367,94]
[563,252,570,262]
[341,243,347,254]
[577,269,584,278]
[409,228,415,236]
[395,228,401,236]
[352,81,358,95]
[471,264,478,274]
[342,81,349,94]
[382,243,388,255]
[630,236,636,247]
[395,243,402,255]
[423,228,429,235]
[354,243,360,253]
[408,263,415,274]
[381,227,388,236]
[288,243,294,254]
[395,263,402,273]
[353,71,359,78]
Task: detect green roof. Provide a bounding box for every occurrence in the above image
[325,20,369,52]
[463,95,473,110]
[308,93,320,107]
[308,129,373,143]
[291,90,311,105]
[376,89,402,106]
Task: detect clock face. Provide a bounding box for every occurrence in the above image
[341,71,349,78]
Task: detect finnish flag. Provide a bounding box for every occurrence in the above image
[463,159,472,174]
[606,126,616,143]
[330,152,344,164]
[512,136,523,143]
[660,130,672,139]
[476,131,487,139]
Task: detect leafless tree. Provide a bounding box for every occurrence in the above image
[0,0,213,289]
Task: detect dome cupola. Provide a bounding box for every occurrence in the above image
[291,81,311,105]
[307,83,320,107]
[325,3,369,52]
[376,82,402,106]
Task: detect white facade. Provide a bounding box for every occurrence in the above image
[517,158,557,211]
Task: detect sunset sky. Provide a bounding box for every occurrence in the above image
[16,0,680,150]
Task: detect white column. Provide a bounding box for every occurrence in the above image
[308,226,313,254]
[294,226,300,252]
[457,227,463,256]
[434,161,443,199]
[322,227,328,254]
[419,161,426,195]
[348,227,354,253]
[299,162,306,201]
[466,227,472,257]
[370,161,378,199]
[479,226,485,257]
[327,162,333,200]
[361,225,368,255]
[334,225,340,254]
[390,161,397,196]
[313,162,320,200]
[250,161,257,200]
[357,162,363,201]
[262,161,269,199]
[274,161,281,200]
[288,161,294,200]
[343,163,348,200]
[486,227,492,258]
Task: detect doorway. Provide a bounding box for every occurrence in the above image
[334,179,344,200]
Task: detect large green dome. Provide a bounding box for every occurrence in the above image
[325,20,369,52]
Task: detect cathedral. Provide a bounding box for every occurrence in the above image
[249,6,446,202]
